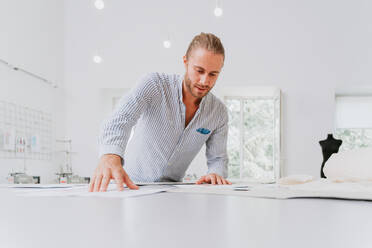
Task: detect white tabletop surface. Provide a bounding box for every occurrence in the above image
[1,188,372,248]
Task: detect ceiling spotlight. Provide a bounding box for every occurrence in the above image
[163,40,171,49]
[214,7,223,17]
[94,0,105,10]
[93,55,102,64]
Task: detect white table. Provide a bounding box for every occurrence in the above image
[1,189,372,248]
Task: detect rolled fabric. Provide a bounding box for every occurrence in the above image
[323,147,372,182]
[278,175,313,185]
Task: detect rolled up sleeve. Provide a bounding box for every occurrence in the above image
[98,73,160,161]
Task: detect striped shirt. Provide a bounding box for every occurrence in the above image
[98,72,228,182]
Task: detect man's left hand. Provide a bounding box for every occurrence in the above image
[196,173,232,185]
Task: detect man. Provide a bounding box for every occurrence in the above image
[89,32,230,192]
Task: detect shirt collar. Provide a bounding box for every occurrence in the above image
[178,75,184,103]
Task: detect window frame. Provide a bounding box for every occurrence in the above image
[213,86,282,183]
[334,94,372,151]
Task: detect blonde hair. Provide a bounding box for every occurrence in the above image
[186,32,225,61]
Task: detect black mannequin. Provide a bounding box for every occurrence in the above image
[319,134,343,178]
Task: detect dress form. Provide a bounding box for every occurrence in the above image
[319,134,343,178]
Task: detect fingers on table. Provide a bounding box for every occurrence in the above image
[89,172,138,192]
[196,174,230,185]
[123,171,139,190]
[100,176,111,192]
[216,176,223,185]
[196,176,206,184]
[113,173,125,191]
[212,174,232,185]
[88,175,96,192]
[210,175,217,185]
[93,175,103,192]
[218,176,232,185]
[97,168,112,192]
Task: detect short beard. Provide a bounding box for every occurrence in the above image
[184,75,210,99]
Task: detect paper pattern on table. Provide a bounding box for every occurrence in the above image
[169,180,372,201]
[13,184,174,198]
[4,180,372,201]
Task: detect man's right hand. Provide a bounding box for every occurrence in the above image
[89,154,139,192]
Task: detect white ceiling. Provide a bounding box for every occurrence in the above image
[64,0,372,89]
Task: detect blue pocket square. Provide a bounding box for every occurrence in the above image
[196,128,211,135]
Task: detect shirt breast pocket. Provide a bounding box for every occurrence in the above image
[193,128,212,144]
[183,127,212,154]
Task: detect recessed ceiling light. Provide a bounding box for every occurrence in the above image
[214,7,223,17]
[163,40,171,48]
[93,55,102,63]
[94,0,105,10]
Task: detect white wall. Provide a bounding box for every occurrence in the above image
[0,1,64,183]
[61,0,372,179]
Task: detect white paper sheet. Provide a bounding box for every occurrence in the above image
[5,180,372,201]
[15,184,174,198]
[168,183,255,194]
[169,180,372,201]
[136,181,196,186]
[8,184,80,189]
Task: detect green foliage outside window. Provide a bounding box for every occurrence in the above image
[335,128,372,151]
[226,96,280,182]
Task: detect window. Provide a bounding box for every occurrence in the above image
[224,88,281,183]
[334,95,372,151]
